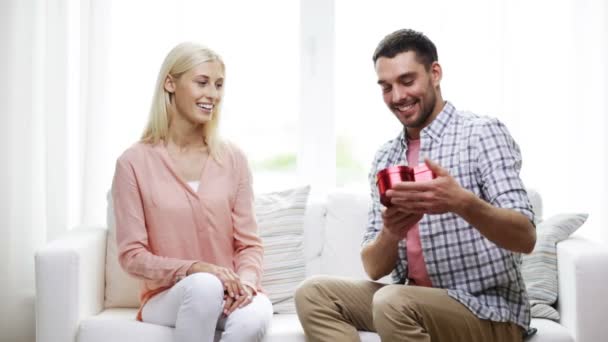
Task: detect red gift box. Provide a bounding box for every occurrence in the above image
[376,164,436,207]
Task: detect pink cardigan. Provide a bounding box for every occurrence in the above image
[111,141,263,318]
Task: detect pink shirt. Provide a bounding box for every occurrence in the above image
[405,139,433,287]
[111,141,263,318]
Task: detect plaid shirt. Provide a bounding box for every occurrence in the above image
[363,101,535,331]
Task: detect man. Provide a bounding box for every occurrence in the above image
[295,29,536,342]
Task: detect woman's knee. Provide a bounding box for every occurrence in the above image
[228,295,273,341]
[180,272,224,303]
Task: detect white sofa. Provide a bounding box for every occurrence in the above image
[35,189,608,342]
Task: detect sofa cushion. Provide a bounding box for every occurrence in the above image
[266,314,381,342]
[78,309,175,342]
[81,310,568,342]
[82,310,381,342]
[256,185,310,314]
[522,213,588,320]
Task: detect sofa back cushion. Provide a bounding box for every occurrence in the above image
[301,194,326,276]
[320,190,371,280]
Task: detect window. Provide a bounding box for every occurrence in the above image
[105,0,300,193]
[334,0,509,188]
[73,0,607,236]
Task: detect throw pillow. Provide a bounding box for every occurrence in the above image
[257,185,310,314]
[522,213,588,320]
[105,192,141,308]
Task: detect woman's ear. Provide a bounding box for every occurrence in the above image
[164,75,176,93]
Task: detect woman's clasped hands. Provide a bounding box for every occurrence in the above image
[187,261,255,316]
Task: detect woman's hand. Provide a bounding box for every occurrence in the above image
[187,262,245,300]
[223,283,255,316]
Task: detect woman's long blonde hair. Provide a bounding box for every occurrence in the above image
[141,42,225,161]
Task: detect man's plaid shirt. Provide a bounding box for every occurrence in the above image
[362,101,535,330]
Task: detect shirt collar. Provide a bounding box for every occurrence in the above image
[398,101,456,147]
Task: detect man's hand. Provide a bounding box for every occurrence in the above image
[382,206,423,239]
[361,206,422,280]
[386,159,469,215]
[385,158,536,253]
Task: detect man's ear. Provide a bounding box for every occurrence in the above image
[164,75,176,93]
[431,61,442,87]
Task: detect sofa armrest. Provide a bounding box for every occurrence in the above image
[556,236,608,342]
[35,227,107,342]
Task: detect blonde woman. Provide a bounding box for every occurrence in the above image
[111,42,272,342]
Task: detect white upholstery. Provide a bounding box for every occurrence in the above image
[321,190,370,278]
[35,189,608,342]
[555,237,608,342]
[527,319,574,342]
[35,227,106,342]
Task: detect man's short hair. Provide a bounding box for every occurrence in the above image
[372,29,438,70]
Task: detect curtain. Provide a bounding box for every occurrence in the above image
[1,1,54,341]
[0,0,111,340]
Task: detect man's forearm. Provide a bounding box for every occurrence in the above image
[456,191,536,253]
[361,229,401,280]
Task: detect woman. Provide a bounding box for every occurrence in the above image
[111,42,272,342]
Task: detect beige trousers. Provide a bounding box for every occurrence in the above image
[295,275,523,342]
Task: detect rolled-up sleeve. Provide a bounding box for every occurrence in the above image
[475,118,535,224]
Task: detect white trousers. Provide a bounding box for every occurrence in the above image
[142,272,273,342]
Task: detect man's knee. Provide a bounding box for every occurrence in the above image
[372,285,420,328]
[294,275,337,319]
[372,285,404,315]
[373,285,423,309]
[295,276,332,305]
